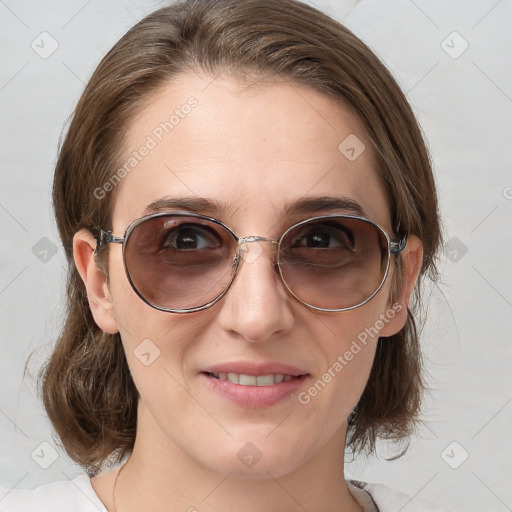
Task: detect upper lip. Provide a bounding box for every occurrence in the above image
[202,361,309,377]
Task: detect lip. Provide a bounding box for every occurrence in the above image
[202,361,308,377]
[200,361,310,408]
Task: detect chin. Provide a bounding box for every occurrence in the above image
[195,436,312,480]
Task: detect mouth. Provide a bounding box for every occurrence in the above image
[200,370,310,408]
[203,371,304,386]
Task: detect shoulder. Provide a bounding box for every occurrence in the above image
[0,474,107,512]
[348,479,456,512]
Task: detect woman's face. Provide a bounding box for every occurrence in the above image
[81,73,416,478]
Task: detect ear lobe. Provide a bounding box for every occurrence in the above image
[73,229,119,334]
[379,234,423,337]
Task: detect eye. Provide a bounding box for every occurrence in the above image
[291,222,354,249]
[163,223,222,250]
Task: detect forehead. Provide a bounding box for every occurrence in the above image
[111,73,391,233]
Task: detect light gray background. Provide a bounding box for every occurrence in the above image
[1,1,511,511]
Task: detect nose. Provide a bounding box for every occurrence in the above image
[217,238,294,343]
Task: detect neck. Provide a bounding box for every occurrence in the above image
[112,406,362,512]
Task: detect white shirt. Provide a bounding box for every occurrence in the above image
[0,475,453,511]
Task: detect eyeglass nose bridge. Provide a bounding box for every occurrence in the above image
[236,236,279,263]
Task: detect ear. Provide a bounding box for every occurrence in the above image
[73,229,119,334]
[379,234,423,337]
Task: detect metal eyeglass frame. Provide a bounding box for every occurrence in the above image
[95,211,408,314]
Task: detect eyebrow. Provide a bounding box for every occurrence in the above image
[143,195,367,218]
[284,196,366,217]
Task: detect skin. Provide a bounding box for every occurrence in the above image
[74,73,423,512]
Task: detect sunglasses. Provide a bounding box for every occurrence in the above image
[95,211,407,313]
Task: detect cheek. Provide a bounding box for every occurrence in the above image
[314,291,396,360]
[290,322,377,460]
[113,308,201,427]
[106,252,175,374]
[301,289,398,410]
[300,312,378,410]
[107,247,163,334]
[110,275,213,396]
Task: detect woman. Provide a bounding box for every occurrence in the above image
[0,0,448,510]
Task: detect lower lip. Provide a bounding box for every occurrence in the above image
[200,372,309,408]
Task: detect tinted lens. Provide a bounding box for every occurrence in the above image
[278,217,389,310]
[124,215,237,311]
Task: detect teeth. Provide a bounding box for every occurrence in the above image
[240,374,257,385]
[210,372,298,386]
[256,374,274,386]
[227,372,239,384]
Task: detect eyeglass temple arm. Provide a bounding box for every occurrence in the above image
[390,233,408,255]
[94,229,124,253]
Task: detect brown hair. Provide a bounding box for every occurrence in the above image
[39,0,442,473]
